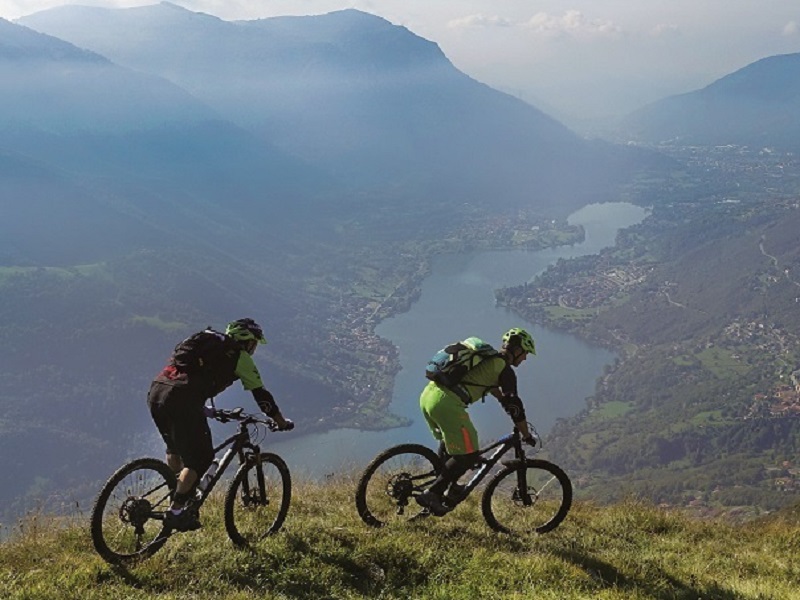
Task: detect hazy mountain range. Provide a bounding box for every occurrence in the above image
[620,52,800,150]
[1,14,333,265]
[15,3,660,217]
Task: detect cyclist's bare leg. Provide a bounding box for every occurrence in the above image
[170,468,198,510]
[166,452,183,474]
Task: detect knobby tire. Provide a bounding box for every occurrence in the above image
[224,452,291,547]
[90,457,176,565]
[355,443,442,528]
[481,458,572,534]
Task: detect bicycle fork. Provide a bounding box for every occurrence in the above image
[513,462,534,507]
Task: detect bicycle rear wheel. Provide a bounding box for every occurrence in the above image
[355,444,442,528]
[481,459,572,534]
[90,457,176,564]
[224,453,291,547]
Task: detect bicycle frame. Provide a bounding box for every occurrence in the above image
[192,417,262,505]
[451,430,535,506]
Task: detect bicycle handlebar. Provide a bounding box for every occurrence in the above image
[207,407,278,430]
[513,422,541,450]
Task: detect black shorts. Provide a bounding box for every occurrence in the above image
[147,381,214,474]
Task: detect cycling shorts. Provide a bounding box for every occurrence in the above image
[147,381,214,474]
[419,382,478,456]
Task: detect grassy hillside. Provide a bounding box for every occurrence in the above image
[2,478,799,599]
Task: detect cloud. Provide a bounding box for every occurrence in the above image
[523,10,621,37]
[447,13,512,29]
[446,9,620,38]
[651,23,680,37]
[783,21,798,36]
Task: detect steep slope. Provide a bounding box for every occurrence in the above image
[3,492,800,599]
[0,16,215,132]
[620,53,800,150]
[19,4,661,216]
[0,17,333,243]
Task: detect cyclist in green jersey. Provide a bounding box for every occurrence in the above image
[147,318,293,532]
[416,328,536,516]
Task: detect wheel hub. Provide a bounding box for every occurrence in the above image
[119,497,153,528]
[386,473,413,504]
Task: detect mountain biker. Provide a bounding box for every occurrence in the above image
[147,318,294,532]
[416,327,537,516]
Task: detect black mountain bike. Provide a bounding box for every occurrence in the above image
[355,426,571,534]
[91,405,291,564]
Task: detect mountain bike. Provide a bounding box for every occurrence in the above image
[355,425,571,534]
[90,404,291,564]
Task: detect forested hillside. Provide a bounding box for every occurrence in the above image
[498,146,800,516]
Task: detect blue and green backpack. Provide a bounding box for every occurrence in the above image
[425,337,499,399]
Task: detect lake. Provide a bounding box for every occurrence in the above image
[269,202,648,478]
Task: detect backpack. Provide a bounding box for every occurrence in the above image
[171,328,239,386]
[425,336,499,401]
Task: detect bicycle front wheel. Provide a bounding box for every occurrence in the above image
[90,457,176,564]
[224,453,291,547]
[482,459,572,535]
[355,444,442,528]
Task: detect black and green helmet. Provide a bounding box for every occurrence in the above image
[225,318,267,344]
[502,327,536,354]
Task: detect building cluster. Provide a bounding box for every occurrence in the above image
[526,264,650,310]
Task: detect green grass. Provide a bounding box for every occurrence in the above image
[130,315,189,333]
[592,401,636,419]
[695,347,749,379]
[0,264,105,284]
[2,478,799,599]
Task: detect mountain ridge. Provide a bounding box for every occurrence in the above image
[18,4,658,215]
[619,52,800,149]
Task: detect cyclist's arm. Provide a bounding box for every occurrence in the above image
[495,365,532,439]
[235,351,290,427]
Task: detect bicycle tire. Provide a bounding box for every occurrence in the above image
[355,444,443,528]
[481,459,572,534]
[90,457,176,564]
[224,452,291,547]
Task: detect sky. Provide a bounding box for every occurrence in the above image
[3,0,800,126]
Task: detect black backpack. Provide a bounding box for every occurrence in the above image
[171,328,240,388]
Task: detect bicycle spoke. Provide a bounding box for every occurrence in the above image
[91,458,175,564]
[224,453,291,547]
[482,459,572,535]
[355,444,441,528]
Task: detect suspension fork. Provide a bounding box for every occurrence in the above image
[240,442,267,503]
[253,447,267,501]
[512,437,534,506]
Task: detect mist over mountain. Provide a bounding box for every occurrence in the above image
[619,53,800,150]
[0,6,670,521]
[0,16,214,132]
[1,16,336,265]
[19,3,660,216]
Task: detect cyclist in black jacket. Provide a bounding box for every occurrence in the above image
[147,318,293,532]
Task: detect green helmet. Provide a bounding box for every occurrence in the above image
[502,327,536,354]
[225,318,267,344]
